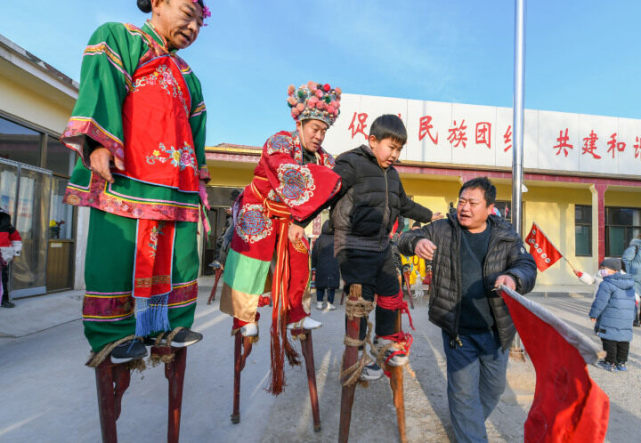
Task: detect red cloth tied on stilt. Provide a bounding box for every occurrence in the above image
[377,290,415,331]
[377,290,415,377]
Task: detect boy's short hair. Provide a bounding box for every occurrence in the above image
[459,177,496,206]
[369,114,407,145]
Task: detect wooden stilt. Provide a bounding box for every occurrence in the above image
[338,284,362,443]
[161,347,187,443]
[207,267,223,304]
[93,346,188,443]
[95,359,129,443]
[231,331,254,424]
[387,311,407,443]
[339,288,347,305]
[299,330,321,432]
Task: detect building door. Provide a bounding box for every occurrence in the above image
[0,158,52,298]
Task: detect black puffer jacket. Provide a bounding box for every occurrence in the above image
[331,145,432,253]
[398,213,537,350]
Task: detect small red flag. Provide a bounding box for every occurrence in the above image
[525,222,562,271]
[500,286,609,442]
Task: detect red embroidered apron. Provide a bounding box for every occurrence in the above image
[120,54,195,335]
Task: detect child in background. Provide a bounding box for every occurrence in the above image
[589,258,636,371]
[312,220,341,311]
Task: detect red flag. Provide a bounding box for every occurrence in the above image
[525,222,562,271]
[500,286,609,443]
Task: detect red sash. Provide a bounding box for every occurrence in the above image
[133,220,175,299]
[121,55,199,192]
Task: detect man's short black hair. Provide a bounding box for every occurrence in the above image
[369,114,407,145]
[459,177,496,206]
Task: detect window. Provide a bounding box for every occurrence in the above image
[605,207,641,257]
[575,205,592,256]
[46,136,74,177]
[0,116,42,167]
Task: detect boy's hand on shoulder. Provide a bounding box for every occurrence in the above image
[415,239,437,260]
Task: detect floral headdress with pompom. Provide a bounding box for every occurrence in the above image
[192,0,212,25]
[287,81,342,127]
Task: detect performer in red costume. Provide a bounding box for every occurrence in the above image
[220,81,342,393]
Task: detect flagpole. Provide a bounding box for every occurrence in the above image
[512,0,525,236]
[510,0,526,361]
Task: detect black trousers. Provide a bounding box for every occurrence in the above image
[1,266,9,304]
[601,338,630,364]
[338,246,400,337]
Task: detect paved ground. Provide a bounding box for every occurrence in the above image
[0,280,638,442]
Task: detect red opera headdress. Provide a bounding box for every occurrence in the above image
[287,81,342,127]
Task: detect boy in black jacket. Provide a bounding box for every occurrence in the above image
[331,114,439,380]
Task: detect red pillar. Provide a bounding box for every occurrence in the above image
[594,183,607,263]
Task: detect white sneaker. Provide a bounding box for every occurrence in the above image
[240,322,258,337]
[375,338,409,366]
[316,301,324,310]
[287,316,322,330]
[360,362,384,381]
[325,303,336,311]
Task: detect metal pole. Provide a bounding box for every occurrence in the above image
[510,0,526,360]
[512,0,525,236]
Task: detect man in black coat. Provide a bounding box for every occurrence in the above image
[398,177,536,443]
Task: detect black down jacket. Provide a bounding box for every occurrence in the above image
[311,221,341,289]
[398,212,537,350]
[331,144,432,253]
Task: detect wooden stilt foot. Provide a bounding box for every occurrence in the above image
[388,365,407,443]
[386,310,407,443]
[299,330,321,432]
[231,331,254,424]
[207,268,223,304]
[338,284,362,443]
[94,359,131,443]
[161,347,187,443]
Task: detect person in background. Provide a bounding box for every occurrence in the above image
[0,207,22,308]
[312,220,341,311]
[621,234,641,326]
[589,258,636,372]
[210,189,241,270]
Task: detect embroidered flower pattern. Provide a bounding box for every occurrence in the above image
[133,64,189,116]
[276,164,315,207]
[266,134,293,156]
[236,203,273,244]
[148,223,165,258]
[146,142,198,175]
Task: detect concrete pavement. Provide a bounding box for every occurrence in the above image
[0,279,638,442]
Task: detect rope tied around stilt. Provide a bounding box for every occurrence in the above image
[86,335,138,368]
[149,327,184,366]
[345,296,375,321]
[340,296,376,387]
